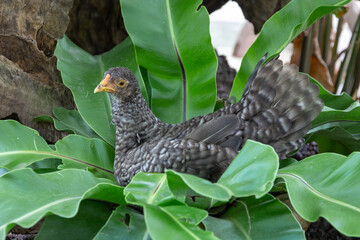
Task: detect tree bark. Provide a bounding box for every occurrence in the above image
[66,0,128,55]
[0,0,74,142]
[233,0,290,33]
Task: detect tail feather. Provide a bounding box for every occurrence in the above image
[237,58,324,154]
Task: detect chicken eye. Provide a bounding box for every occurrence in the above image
[118,79,127,87]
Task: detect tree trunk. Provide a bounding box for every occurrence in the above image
[0,0,75,142]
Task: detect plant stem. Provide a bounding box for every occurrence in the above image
[336,13,360,94]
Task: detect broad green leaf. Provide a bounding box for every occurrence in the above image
[0,168,7,177]
[144,204,219,240]
[29,158,62,171]
[166,171,217,209]
[308,126,360,155]
[0,169,122,239]
[203,194,305,240]
[218,140,278,198]
[162,205,208,225]
[338,122,360,139]
[279,158,298,169]
[309,121,360,139]
[312,103,360,128]
[121,0,217,123]
[83,183,125,205]
[230,0,351,99]
[94,205,150,240]
[36,200,112,240]
[0,121,115,181]
[308,75,354,110]
[0,120,55,170]
[124,173,182,207]
[34,107,100,139]
[166,170,231,202]
[166,140,278,202]
[334,123,360,141]
[278,153,360,237]
[306,85,360,154]
[56,135,116,182]
[55,36,146,146]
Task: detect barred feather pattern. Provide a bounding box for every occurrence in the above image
[234,59,323,154]
[115,137,237,185]
[106,58,324,186]
[164,59,323,155]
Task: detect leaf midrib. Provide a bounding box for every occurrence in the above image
[165,0,187,122]
[147,174,167,204]
[160,207,203,240]
[278,172,360,213]
[0,151,114,174]
[0,196,81,231]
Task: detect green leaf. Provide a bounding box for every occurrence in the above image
[308,75,354,110]
[166,171,231,202]
[56,135,116,181]
[279,158,298,169]
[166,140,278,202]
[34,107,101,139]
[218,140,279,198]
[278,153,360,237]
[55,36,146,146]
[36,200,113,240]
[203,194,305,240]
[0,168,8,177]
[0,169,122,239]
[0,120,55,170]
[306,87,360,154]
[124,173,182,207]
[309,121,360,140]
[33,115,54,124]
[311,103,360,128]
[94,205,149,240]
[121,0,217,123]
[308,126,360,155]
[83,183,125,205]
[144,204,219,240]
[0,120,115,181]
[166,171,217,209]
[338,122,360,139]
[29,158,62,171]
[230,0,351,99]
[162,205,208,225]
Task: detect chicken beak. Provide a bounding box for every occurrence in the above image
[94,74,116,93]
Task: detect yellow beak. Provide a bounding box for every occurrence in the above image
[94,74,116,93]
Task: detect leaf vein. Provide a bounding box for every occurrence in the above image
[278,172,360,212]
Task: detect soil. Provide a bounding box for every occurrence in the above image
[306,218,360,240]
[6,233,36,240]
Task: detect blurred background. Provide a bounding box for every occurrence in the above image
[209,1,360,100]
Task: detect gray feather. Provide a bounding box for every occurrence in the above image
[220,136,242,149]
[185,114,240,145]
[236,58,324,154]
[243,53,268,95]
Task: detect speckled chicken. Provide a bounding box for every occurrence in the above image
[94,57,323,186]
